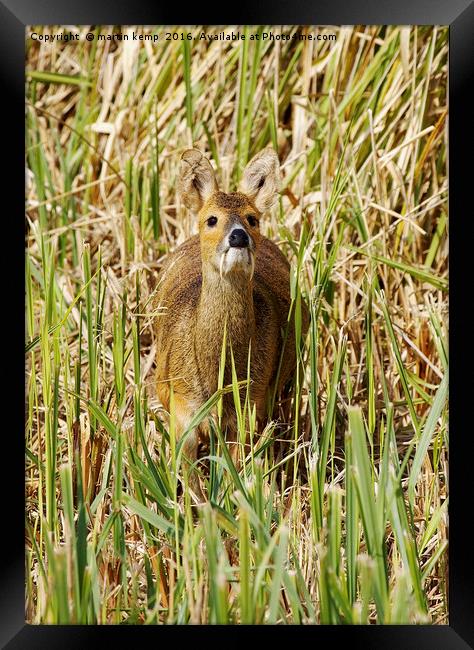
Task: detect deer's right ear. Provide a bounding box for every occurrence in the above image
[178,149,218,212]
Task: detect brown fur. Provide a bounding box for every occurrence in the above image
[213,191,248,210]
[154,148,309,501]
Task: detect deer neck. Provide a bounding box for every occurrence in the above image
[195,267,256,389]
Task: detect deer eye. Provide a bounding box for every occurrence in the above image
[247,215,258,227]
[207,216,218,227]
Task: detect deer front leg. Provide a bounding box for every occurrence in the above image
[172,394,206,504]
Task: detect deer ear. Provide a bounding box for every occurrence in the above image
[178,149,218,211]
[239,147,281,213]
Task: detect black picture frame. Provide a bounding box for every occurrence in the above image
[6,1,473,647]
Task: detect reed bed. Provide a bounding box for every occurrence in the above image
[25,25,448,624]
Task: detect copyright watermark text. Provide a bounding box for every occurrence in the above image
[29,28,338,44]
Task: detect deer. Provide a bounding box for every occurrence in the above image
[154,147,309,502]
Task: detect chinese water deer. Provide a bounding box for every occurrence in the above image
[154,147,309,501]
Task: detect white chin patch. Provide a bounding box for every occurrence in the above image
[219,249,254,278]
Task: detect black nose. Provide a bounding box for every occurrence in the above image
[228,228,249,248]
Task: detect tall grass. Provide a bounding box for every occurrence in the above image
[25,25,448,624]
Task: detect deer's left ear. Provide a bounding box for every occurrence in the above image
[238,147,280,213]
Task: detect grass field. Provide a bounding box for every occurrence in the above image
[25,25,448,624]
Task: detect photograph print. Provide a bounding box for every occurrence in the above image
[25,25,448,625]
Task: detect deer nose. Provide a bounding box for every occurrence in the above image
[228,228,249,249]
